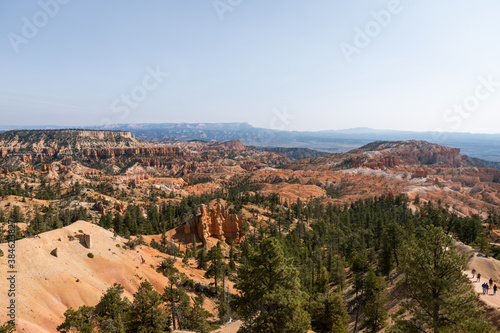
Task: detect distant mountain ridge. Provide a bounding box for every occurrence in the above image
[89,123,500,162]
[2,123,499,162]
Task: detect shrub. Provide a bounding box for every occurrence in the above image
[125,235,145,250]
[0,249,3,257]
[87,252,94,258]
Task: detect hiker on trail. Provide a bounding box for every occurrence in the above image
[489,278,493,289]
[487,283,490,294]
[472,268,476,278]
[494,284,498,295]
[482,283,487,295]
[477,273,481,282]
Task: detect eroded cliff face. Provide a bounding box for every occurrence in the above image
[0,130,144,166]
[183,204,244,243]
[208,140,246,151]
[0,130,289,177]
[80,147,183,159]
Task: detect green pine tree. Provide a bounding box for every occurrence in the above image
[391,226,493,333]
[310,291,349,333]
[95,283,130,325]
[125,281,171,333]
[57,306,96,333]
[205,242,225,294]
[232,237,311,333]
[196,247,208,270]
[363,269,388,332]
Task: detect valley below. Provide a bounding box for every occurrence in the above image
[1,129,500,332]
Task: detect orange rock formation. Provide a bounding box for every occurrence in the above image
[184,204,244,243]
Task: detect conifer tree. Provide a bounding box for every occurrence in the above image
[57,306,95,333]
[126,281,171,333]
[232,237,311,333]
[392,226,493,333]
[363,269,387,332]
[205,242,225,293]
[310,291,349,333]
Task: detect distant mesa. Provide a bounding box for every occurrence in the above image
[352,140,463,168]
[3,129,136,140]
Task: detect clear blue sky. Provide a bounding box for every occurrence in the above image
[1,0,500,133]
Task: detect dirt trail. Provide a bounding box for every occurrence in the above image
[455,241,500,309]
[454,241,500,330]
[465,256,500,309]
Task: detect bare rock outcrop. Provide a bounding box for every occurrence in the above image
[75,233,92,249]
[184,204,244,243]
[114,204,125,213]
[41,164,54,172]
[93,201,105,215]
[353,141,463,167]
[413,169,429,178]
[61,157,73,166]
[209,140,246,151]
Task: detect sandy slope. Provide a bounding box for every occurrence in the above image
[0,221,218,332]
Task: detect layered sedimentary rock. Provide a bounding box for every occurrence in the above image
[75,233,92,249]
[352,141,463,167]
[184,204,244,243]
[0,130,178,163]
[93,201,105,215]
[361,155,399,169]
[41,164,54,172]
[114,204,125,213]
[413,169,429,178]
[208,140,246,151]
[81,147,183,159]
[479,169,500,183]
[61,157,73,166]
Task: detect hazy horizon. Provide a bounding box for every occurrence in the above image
[2,1,500,134]
[2,122,500,137]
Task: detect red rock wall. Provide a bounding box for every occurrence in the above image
[185,204,244,243]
